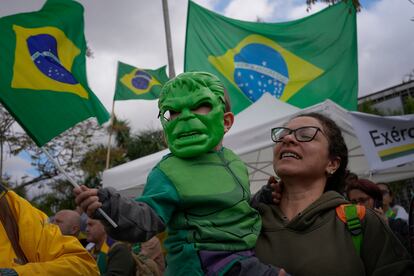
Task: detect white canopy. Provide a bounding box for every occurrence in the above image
[103,94,414,197]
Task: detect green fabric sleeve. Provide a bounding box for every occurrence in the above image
[137,166,180,225]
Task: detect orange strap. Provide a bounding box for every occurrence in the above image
[335,204,366,223]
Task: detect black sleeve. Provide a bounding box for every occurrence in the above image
[250,183,274,209]
[94,188,165,243]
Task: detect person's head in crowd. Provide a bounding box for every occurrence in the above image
[346,178,383,209]
[86,218,107,248]
[272,112,348,192]
[377,182,394,209]
[52,209,81,237]
[344,170,358,185]
[75,206,88,232]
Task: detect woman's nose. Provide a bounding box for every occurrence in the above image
[280,132,296,144]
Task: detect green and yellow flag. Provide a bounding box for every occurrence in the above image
[185,1,358,114]
[114,61,169,101]
[0,0,109,147]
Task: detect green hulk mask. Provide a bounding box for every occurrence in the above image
[158,72,227,158]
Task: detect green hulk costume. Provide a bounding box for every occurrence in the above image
[96,72,280,275]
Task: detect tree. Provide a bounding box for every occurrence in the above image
[358,100,383,115]
[0,105,16,180]
[403,96,414,114]
[109,115,132,149]
[80,144,125,187]
[9,119,105,187]
[0,117,106,215]
[125,129,167,161]
[30,179,77,215]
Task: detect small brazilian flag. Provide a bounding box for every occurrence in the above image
[114,61,169,101]
[185,1,358,114]
[0,0,109,147]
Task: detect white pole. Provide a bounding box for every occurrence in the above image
[162,0,176,78]
[41,147,118,228]
[105,100,115,170]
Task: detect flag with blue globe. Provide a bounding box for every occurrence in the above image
[114,61,169,101]
[234,43,289,102]
[0,0,109,147]
[28,34,79,85]
[185,1,358,114]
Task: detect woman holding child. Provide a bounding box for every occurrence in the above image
[253,112,414,276]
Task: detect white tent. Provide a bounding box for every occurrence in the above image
[103,94,414,197]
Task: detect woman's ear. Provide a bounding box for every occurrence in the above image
[326,156,341,175]
[223,112,234,134]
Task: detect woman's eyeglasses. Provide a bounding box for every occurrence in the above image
[350,196,371,205]
[271,126,325,143]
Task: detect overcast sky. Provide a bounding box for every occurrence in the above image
[2,0,413,183]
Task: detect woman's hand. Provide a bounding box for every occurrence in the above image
[373,207,389,225]
[278,268,287,276]
[268,176,283,205]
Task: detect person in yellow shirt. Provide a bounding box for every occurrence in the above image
[0,184,98,276]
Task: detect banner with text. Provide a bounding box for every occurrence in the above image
[349,112,414,171]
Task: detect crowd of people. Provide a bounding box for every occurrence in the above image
[1,71,414,275]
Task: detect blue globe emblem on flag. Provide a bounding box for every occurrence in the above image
[27,34,78,85]
[234,43,289,102]
[131,70,152,90]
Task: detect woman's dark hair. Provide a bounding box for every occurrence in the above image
[346,178,383,203]
[377,182,393,196]
[295,112,348,193]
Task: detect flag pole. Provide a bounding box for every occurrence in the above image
[41,147,118,228]
[105,100,115,170]
[162,0,176,78]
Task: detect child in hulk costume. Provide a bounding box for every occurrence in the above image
[75,72,283,276]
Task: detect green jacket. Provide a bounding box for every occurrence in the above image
[141,147,261,275]
[254,191,414,276]
[100,147,261,276]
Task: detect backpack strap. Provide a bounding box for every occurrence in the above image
[0,186,28,264]
[335,204,366,256]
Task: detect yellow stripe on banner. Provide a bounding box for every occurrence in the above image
[378,142,414,159]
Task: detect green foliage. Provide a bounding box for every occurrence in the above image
[80,119,166,188]
[80,144,125,187]
[0,105,19,179]
[359,96,414,116]
[358,100,383,115]
[403,96,414,114]
[126,129,167,161]
[30,180,76,216]
[109,116,131,148]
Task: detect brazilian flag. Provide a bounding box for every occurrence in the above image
[0,0,109,147]
[185,1,358,114]
[114,61,169,101]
